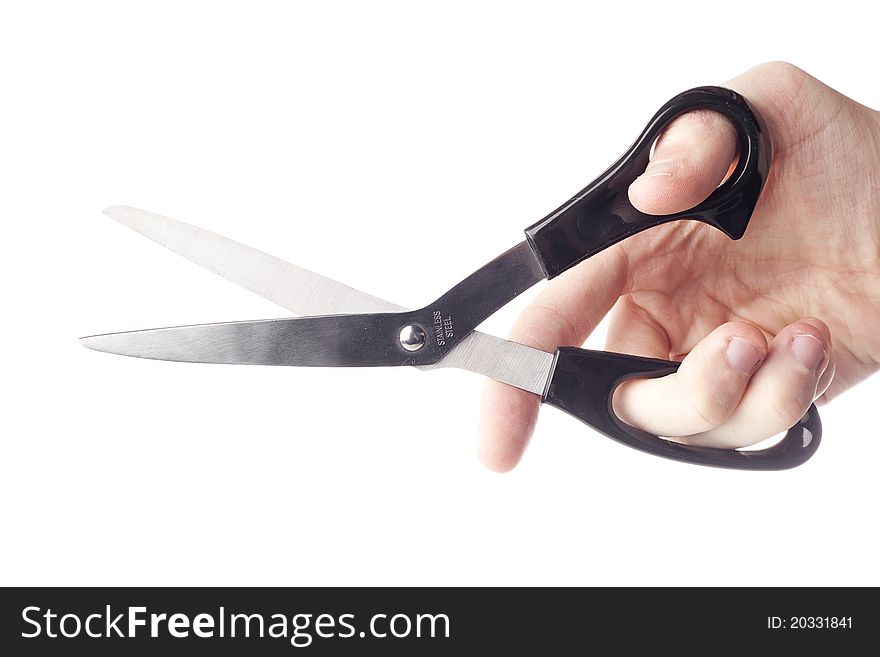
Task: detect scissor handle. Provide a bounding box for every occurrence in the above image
[524,86,770,278]
[542,347,820,470]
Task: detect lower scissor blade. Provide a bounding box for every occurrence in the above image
[81,315,414,367]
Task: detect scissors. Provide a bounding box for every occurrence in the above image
[81,86,821,470]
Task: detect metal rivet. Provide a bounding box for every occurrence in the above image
[399,324,426,352]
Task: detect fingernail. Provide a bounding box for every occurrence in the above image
[726,337,763,374]
[640,158,678,178]
[791,333,826,371]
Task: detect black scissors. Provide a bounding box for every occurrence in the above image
[81,86,821,470]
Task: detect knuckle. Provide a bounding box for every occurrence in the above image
[514,302,577,352]
[746,61,810,98]
[756,60,805,80]
[689,386,737,430]
[659,110,729,147]
[722,320,761,337]
[765,388,811,429]
[692,108,735,136]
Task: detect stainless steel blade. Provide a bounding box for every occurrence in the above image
[82,315,413,366]
[104,205,404,315]
[96,206,554,394]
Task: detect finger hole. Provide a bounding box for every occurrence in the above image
[672,320,831,449]
[611,321,767,437]
[719,150,740,186]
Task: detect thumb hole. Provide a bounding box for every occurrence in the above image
[629,109,738,216]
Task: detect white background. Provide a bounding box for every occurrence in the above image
[1,1,877,586]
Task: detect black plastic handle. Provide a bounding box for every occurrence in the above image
[542,347,821,470]
[525,86,770,278]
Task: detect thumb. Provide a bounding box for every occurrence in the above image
[628,108,738,215]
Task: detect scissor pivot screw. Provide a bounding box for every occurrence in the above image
[399,324,427,351]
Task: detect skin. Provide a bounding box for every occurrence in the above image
[478,62,880,472]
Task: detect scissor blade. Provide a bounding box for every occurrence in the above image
[97,206,554,394]
[81,315,414,367]
[103,205,403,315]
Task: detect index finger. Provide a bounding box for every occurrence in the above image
[477,246,629,472]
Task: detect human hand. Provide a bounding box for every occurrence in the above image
[478,61,880,471]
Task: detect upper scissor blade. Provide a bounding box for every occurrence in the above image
[104,205,403,315]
